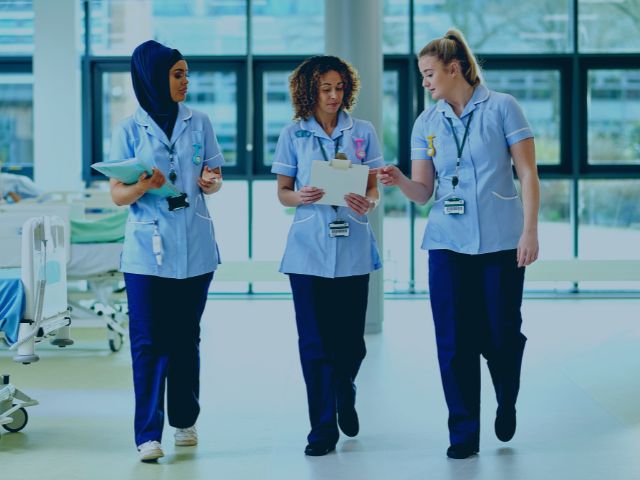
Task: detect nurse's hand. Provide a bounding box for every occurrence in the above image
[198,166,222,194]
[298,186,324,205]
[373,165,403,186]
[517,231,539,267]
[345,193,375,215]
[137,168,165,192]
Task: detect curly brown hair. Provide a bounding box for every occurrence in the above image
[289,55,360,121]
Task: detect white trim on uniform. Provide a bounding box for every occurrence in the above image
[505,127,531,139]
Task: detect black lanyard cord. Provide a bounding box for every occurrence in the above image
[316,136,341,162]
[446,111,473,189]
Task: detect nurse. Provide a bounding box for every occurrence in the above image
[108,40,224,462]
[272,55,384,456]
[377,29,540,459]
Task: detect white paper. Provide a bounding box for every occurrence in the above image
[310,160,369,207]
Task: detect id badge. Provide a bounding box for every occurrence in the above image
[329,220,350,238]
[444,197,465,215]
[167,192,190,211]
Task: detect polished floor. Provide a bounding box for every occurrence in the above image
[1,298,639,480]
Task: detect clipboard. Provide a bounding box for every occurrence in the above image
[310,159,369,207]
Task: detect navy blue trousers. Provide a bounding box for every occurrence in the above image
[289,273,369,445]
[124,271,213,446]
[428,249,526,448]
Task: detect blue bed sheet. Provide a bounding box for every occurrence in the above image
[0,268,25,345]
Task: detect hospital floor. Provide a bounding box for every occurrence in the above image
[1,298,639,480]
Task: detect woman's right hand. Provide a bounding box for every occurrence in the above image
[298,185,324,205]
[137,167,165,193]
[374,165,404,187]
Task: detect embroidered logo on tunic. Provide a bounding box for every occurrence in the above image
[295,130,313,138]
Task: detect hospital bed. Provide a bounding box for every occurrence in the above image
[2,191,129,352]
[0,215,71,436]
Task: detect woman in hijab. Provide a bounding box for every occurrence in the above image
[108,40,224,462]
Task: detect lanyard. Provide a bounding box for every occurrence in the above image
[315,136,341,212]
[165,143,177,182]
[316,136,341,162]
[445,111,473,189]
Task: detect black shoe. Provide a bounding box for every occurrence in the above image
[495,407,517,442]
[304,442,336,456]
[446,443,479,459]
[338,406,359,437]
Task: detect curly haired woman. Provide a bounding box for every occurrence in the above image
[271,55,384,456]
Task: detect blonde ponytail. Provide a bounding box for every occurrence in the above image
[418,28,482,87]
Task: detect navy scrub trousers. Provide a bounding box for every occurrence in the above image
[289,273,370,446]
[428,249,526,448]
[124,271,213,447]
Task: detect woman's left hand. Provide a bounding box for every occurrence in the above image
[198,166,222,194]
[345,193,376,215]
[517,230,539,267]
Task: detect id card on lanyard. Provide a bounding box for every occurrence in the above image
[443,111,473,215]
[317,136,350,237]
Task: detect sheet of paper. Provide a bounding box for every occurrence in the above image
[310,160,369,207]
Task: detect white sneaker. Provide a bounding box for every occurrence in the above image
[174,425,198,446]
[138,440,164,462]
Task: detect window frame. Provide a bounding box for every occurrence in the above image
[0,57,33,178]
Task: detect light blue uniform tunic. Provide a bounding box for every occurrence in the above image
[411,85,534,254]
[272,111,384,278]
[109,103,224,279]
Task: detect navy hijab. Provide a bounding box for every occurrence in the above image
[131,40,184,141]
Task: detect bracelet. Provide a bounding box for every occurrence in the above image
[368,198,379,210]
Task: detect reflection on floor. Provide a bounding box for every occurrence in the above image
[1,298,639,480]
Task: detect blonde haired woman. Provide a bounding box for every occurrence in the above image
[378,29,540,459]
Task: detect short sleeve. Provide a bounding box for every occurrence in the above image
[362,122,384,169]
[271,126,298,177]
[202,118,224,168]
[108,123,134,163]
[410,114,431,161]
[502,95,534,147]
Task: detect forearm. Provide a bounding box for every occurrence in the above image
[519,173,540,233]
[398,175,433,205]
[110,181,146,206]
[278,186,302,207]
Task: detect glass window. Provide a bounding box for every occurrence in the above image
[261,70,293,168]
[587,69,640,166]
[0,73,33,171]
[413,200,431,293]
[382,69,399,165]
[101,69,238,167]
[252,0,323,55]
[0,0,33,55]
[578,0,640,53]
[579,180,640,259]
[251,179,290,293]
[89,0,247,56]
[382,187,411,292]
[206,179,249,293]
[413,0,572,54]
[484,70,561,166]
[383,0,409,54]
[538,179,572,259]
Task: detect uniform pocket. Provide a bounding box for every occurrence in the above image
[347,214,369,225]
[491,191,519,200]
[292,212,316,224]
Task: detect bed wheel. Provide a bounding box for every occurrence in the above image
[108,332,124,353]
[2,407,28,433]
